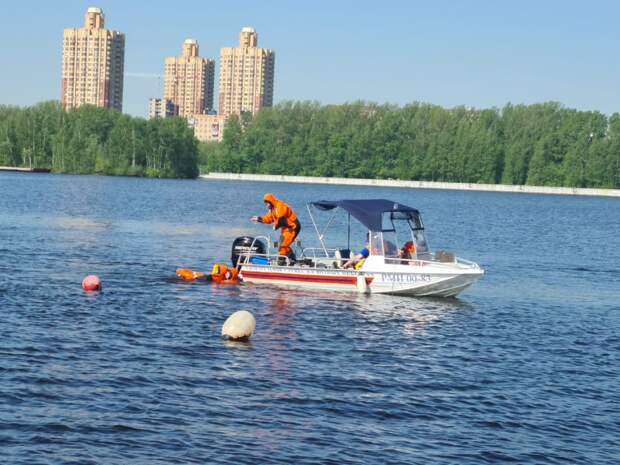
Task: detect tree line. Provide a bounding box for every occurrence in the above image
[201,101,620,188]
[0,101,198,178]
[3,100,619,187]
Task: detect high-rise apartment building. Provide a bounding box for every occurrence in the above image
[219,27,275,117]
[61,7,125,111]
[163,39,215,117]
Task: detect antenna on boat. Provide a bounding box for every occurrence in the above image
[347,213,351,251]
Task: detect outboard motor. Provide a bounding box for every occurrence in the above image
[231,236,266,267]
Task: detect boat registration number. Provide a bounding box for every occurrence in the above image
[379,273,432,283]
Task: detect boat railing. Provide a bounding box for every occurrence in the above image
[239,251,337,268]
[238,250,291,266]
[236,236,311,267]
[239,238,480,271]
[384,253,481,269]
[237,238,341,268]
[299,247,339,260]
[453,256,481,269]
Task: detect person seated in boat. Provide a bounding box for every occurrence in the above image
[251,193,301,264]
[342,247,369,269]
[396,241,416,264]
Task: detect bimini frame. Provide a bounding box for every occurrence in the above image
[306,203,350,257]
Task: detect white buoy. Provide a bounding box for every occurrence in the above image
[221,310,256,341]
[356,275,369,293]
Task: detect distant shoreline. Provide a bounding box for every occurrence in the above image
[200,172,620,198]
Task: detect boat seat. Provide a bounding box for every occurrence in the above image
[297,258,315,267]
[334,249,351,268]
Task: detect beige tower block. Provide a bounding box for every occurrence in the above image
[61,7,125,111]
[219,27,275,117]
[163,39,215,117]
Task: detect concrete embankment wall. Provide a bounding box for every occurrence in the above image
[200,172,620,198]
[0,166,40,172]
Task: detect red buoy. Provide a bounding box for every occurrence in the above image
[82,275,101,292]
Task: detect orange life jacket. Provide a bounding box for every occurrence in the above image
[211,263,239,283]
[176,268,206,280]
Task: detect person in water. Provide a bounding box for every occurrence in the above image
[211,263,239,283]
[251,193,301,264]
[176,263,238,283]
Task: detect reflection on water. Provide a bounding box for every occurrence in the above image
[222,339,253,351]
[54,215,113,230]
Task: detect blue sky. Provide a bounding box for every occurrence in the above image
[1,0,619,117]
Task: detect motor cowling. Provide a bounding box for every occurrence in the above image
[231,236,266,267]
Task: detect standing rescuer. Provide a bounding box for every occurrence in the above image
[251,193,301,264]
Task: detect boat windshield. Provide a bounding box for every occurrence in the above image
[379,211,430,256]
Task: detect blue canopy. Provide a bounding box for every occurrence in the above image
[311,199,420,232]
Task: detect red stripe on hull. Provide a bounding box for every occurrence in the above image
[241,270,373,286]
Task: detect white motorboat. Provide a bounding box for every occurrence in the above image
[235,199,484,297]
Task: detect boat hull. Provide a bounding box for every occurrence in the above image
[239,264,483,297]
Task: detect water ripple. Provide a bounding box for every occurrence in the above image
[1,173,619,464]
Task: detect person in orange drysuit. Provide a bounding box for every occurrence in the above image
[251,193,301,264]
[211,263,239,283]
[175,264,238,283]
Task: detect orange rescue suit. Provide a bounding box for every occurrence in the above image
[211,263,239,283]
[258,193,301,257]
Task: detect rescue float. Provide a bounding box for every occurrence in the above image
[234,199,484,297]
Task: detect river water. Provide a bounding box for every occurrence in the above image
[1,172,618,464]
